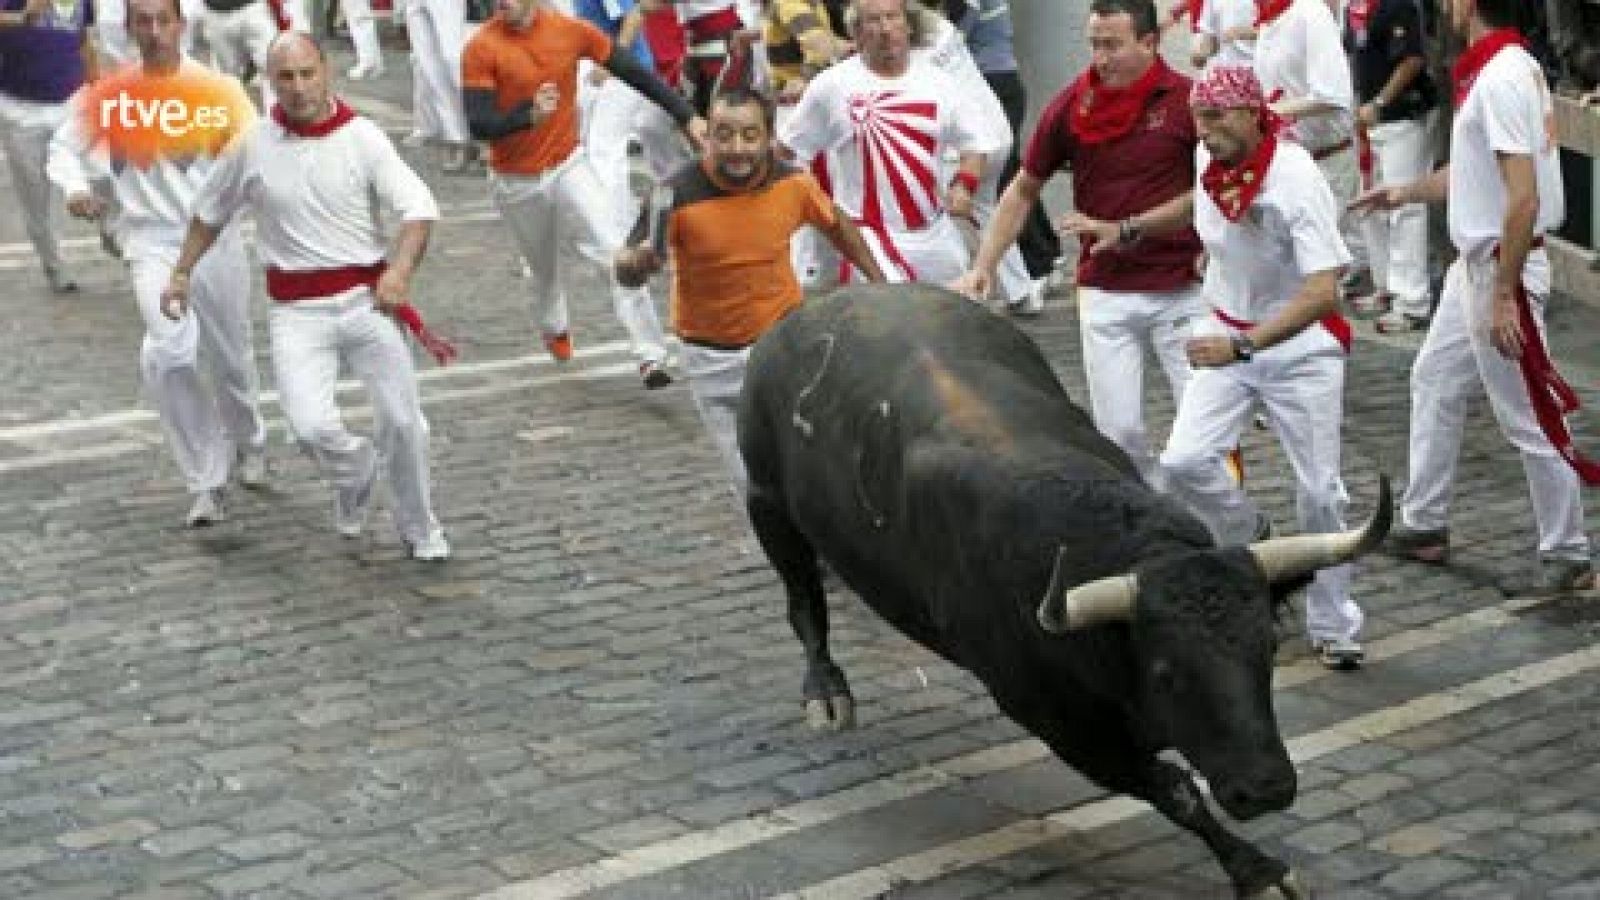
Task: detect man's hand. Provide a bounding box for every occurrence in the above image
[615,245,662,288]
[66,192,107,220]
[1356,102,1380,129]
[531,82,560,124]
[1186,335,1239,368]
[945,182,975,224]
[1490,282,1526,359]
[778,77,808,105]
[1351,183,1411,215]
[161,272,191,320]
[1058,212,1120,256]
[587,67,610,88]
[684,116,709,156]
[950,269,993,302]
[373,267,410,314]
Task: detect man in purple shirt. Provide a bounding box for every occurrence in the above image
[1,0,99,292]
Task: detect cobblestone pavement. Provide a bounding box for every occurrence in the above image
[1,41,1599,900]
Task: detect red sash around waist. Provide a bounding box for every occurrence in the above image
[1212,305,1352,353]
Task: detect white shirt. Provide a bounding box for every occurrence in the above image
[1448,44,1564,280]
[1253,0,1353,154]
[1194,140,1350,354]
[193,112,438,273]
[780,56,983,232]
[1196,0,1256,66]
[46,59,249,254]
[915,18,1011,158]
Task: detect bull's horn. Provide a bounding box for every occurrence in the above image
[1249,474,1393,585]
[1037,547,1138,634]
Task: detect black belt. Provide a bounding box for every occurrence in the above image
[682,336,752,352]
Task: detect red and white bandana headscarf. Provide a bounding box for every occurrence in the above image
[1191,65,1284,222]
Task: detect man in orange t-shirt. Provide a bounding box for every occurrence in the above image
[463,0,707,387]
[615,87,882,489]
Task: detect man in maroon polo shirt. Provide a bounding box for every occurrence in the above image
[955,0,1202,488]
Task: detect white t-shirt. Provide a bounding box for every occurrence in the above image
[915,18,1012,158]
[1194,139,1351,356]
[1448,44,1564,286]
[780,56,983,232]
[1253,0,1353,154]
[193,113,438,274]
[1196,0,1256,66]
[46,59,252,254]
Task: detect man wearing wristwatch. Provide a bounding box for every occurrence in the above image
[1152,64,1367,671]
[955,0,1203,489]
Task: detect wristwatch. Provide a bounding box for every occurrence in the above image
[1230,333,1256,362]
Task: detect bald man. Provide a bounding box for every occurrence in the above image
[164,33,451,560]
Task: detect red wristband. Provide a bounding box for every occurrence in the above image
[951,171,979,195]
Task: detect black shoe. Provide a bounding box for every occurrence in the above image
[1386,525,1449,564]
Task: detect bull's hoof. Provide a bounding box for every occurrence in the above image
[804,694,856,731]
[1245,869,1309,900]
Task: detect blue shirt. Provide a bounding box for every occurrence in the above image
[952,0,1016,76]
[0,0,93,104]
[572,0,654,70]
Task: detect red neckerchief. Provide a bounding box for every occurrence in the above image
[1068,58,1168,145]
[1452,27,1527,107]
[271,97,357,137]
[1345,0,1373,42]
[1255,0,1293,27]
[1201,132,1277,222]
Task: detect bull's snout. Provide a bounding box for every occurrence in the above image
[1215,765,1296,821]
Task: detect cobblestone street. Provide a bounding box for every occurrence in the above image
[1,39,1598,900]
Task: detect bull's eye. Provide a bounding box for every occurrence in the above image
[1149,659,1177,692]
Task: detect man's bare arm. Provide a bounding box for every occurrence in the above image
[822,210,887,283]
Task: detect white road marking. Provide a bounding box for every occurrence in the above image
[774,640,1600,900]
[477,593,1554,900]
[0,341,631,445]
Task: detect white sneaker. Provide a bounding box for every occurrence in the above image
[334,471,375,538]
[236,450,268,490]
[409,528,451,562]
[1006,279,1047,318]
[185,490,225,527]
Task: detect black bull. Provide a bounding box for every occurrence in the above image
[736,285,1391,898]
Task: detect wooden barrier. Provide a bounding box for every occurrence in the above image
[1553,93,1600,306]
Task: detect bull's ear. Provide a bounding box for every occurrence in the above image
[1037,547,1137,633]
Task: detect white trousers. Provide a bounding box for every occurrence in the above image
[1161,337,1361,643]
[269,289,440,544]
[974,159,1034,306]
[1401,257,1591,562]
[204,2,276,75]
[848,214,970,287]
[406,0,469,144]
[682,341,751,494]
[1359,116,1435,317]
[1316,142,1366,273]
[340,0,384,69]
[131,229,266,494]
[492,155,669,365]
[583,75,690,237]
[0,96,68,277]
[1078,285,1203,488]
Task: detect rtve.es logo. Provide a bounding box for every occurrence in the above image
[78,68,257,168]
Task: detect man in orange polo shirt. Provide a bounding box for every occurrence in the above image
[615,86,883,489]
[464,0,707,387]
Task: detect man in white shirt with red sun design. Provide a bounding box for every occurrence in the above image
[778,0,986,286]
